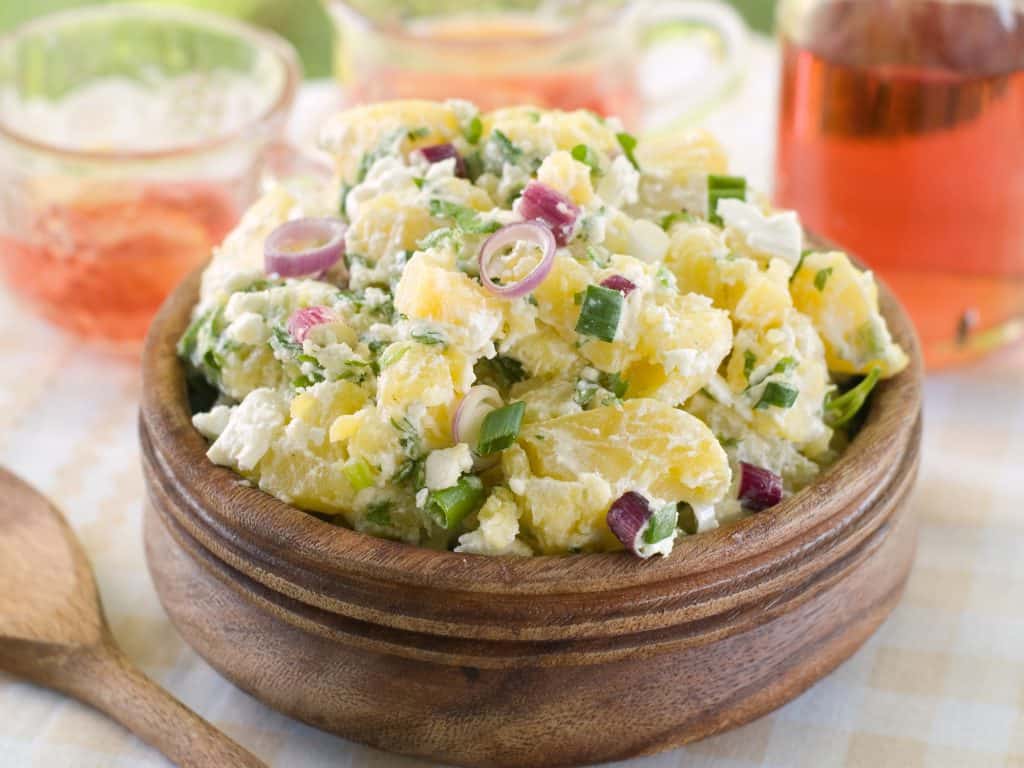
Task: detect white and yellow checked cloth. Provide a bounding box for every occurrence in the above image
[2,45,1023,768]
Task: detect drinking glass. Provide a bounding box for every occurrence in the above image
[0,5,300,348]
[324,0,749,130]
[775,0,1024,368]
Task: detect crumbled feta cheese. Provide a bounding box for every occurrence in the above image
[207,389,287,471]
[424,443,474,491]
[192,404,234,440]
[597,155,640,208]
[225,312,268,345]
[717,198,802,266]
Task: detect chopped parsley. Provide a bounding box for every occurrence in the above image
[429,199,500,234]
[824,367,881,427]
[365,501,393,526]
[464,115,483,145]
[571,143,602,175]
[490,129,523,164]
[410,328,447,347]
[615,132,640,170]
[755,382,799,410]
[743,350,757,382]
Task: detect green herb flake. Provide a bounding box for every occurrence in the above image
[825,367,881,427]
[643,504,679,545]
[773,356,798,375]
[365,501,393,526]
[410,328,447,347]
[429,199,500,234]
[379,343,409,369]
[659,211,695,231]
[477,401,526,455]
[755,382,799,410]
[615,132,640,170]
[463,150,484,181]
[707,174,747,226]
[476,355,527,390]
[790,249,812,284]
[464,115,483,145]
[406,126,430,140]
[426,475,484,530]
[571,143,602,175]
[412,177,425,189]
[575,284,623,343]
[601,371,629,399]
[491,129,523,164]
[743,350,757,382]
[814,267,833,291]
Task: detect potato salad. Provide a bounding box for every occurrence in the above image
[180,100,908,558]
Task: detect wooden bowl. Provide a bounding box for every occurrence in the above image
[139,265,923,768]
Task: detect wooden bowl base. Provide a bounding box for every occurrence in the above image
[145,494,916,768]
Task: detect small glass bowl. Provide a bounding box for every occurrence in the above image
[0,5,299,348]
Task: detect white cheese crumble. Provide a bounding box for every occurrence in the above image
[192,404,234,440]
[424,443,474,491]
[207,388,287,471]
[717,198,803,266]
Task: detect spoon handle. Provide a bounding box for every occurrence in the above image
[62,644,267,768]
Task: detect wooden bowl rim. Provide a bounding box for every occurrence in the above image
[140,255,923,596]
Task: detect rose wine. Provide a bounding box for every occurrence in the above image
[775,1,1024,367]
[345,14,638,124]
[0,183,237,347]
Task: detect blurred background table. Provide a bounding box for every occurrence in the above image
[1,28,1022,768]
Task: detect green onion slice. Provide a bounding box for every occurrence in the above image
[477,401,526,455]
[575,284,624,343]
[825,367,881,427]
[426,475,484,530]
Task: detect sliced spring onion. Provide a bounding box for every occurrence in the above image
[575,284,623,343]
[464,115,483,145]
[519,181,579,246]
[599,274,637,296]
[427,475,484,530]
[707,174,747,226]
[477,401,525,455]
[287,306,335,344]
[738,462,783,512]
[343,457,376,492]
[814,266,833,291]
[825,367,881,427]
[264,217,347,278]
[643,504,679,545]
[755,381,799,410]
[478,221,556,298]
[417,143,467,178]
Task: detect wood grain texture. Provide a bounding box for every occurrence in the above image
[138,247,924,767]
[0,468,267,768]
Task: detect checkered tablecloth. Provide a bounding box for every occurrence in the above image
[1,40,1022,768]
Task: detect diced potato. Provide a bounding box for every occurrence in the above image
[347,194,437,263]
[517,399,731,506]
[483,107,620,159]
[395,253,501,329]
[319,100,462,183]
[790,251,908,377]
[536,150,594,205]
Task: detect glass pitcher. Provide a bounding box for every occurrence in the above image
[774,0,1024,368]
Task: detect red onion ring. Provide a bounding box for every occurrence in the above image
[478,222,556,299]
[287,306,336,344]
[738,462,783,511]
[265,217,347,278]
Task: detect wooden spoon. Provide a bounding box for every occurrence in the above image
[0,466,266,768]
